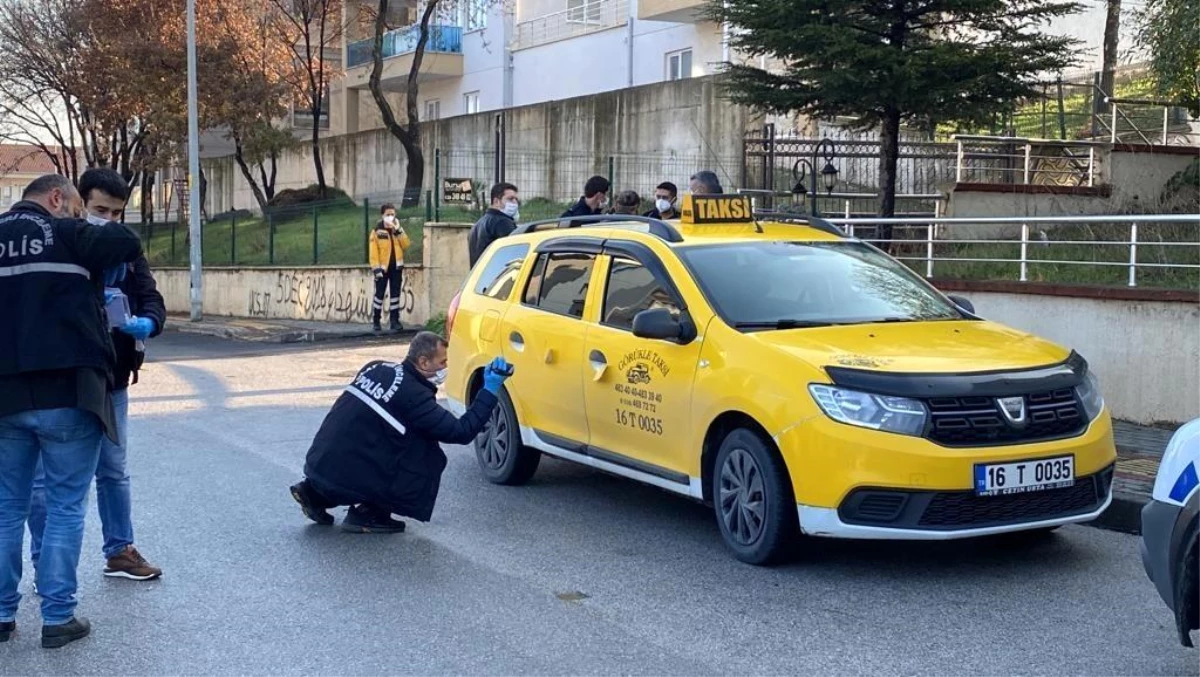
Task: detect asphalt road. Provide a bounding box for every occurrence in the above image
[1,333,1195,676]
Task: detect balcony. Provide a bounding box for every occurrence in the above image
[637,0,704,22]
[511,0,628,51]
[344,24,464,88]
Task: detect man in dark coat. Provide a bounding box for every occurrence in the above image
[289,332,513,533]
[561,175,610,225]
[28,167,167,584]
[468,182,520,268]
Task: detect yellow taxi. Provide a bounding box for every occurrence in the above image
[443,194,1117,564]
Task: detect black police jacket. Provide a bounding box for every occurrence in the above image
[0,200,142,379]
[111,255,166,390]
[303,359,499,521]
[468,209,516,267]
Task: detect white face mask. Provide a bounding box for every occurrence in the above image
[431,368,448,386]
[382,214,396,225]
[86,212,109,226]
[502,201,519,218]
[655,199,672,214]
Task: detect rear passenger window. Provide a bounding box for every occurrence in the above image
[473,243,529,300]
[523,252,595,318]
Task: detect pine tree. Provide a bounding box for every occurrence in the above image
[710,0,1084,218]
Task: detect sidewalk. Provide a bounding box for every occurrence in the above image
[164,314,412,344]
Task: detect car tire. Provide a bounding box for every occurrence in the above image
[473,386,540,486]
[712,428,798,565]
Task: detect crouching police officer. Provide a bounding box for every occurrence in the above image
[290,331,513,533]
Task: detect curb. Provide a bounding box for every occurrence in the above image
[166,323,414,344]
[1086,491,1145,535]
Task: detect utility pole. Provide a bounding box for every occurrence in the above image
[186,0,203,321]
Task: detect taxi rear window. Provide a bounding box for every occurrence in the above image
[473,243,529,300]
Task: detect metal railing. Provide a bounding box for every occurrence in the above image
[738,189,944,218]
[346,24,463,68]
[1106,98,1199,146]
[828,214,1200,289]
[511,0,628,51]
[952,135,1105,187]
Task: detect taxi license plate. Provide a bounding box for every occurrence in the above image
[974,456,1075,497]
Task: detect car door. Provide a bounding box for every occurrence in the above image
[582,244,703,481]
[497,241,600,447]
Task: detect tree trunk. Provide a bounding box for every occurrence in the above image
[1100,0,1121,100]
[141,171,155,224]
[877,108,902,247]
[311,112,327,197]
[235,140,271,213]
[401,137,423,207]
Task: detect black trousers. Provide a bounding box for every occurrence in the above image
[305,477,385,514]
[372,265,403,324]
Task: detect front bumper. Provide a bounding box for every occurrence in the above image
[1141,499,1184,610]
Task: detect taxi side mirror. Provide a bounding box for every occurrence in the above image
[633,307,686,342]
[947,295,975,315]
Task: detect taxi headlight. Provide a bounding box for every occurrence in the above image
[808,384,928,436]
[1076,371,1104,421]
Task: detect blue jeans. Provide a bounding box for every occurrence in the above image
[0,407,102,625]
[30,388,132,563]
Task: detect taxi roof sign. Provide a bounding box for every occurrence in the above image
[680,193,754,225]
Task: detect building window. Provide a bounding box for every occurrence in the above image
[425,99,441,120]
[462,0,487,31]
[567,0,602,25]
[463,91,480,114]
[666,48,693,81]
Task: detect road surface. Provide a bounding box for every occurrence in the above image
[1,333,1195,675]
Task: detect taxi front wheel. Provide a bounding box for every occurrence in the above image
[474,386,541,485]
[713,429,799,565]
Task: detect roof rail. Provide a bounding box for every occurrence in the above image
[512,214,685,243]
[752,211,849,238]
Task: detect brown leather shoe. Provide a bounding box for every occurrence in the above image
[103,545,162,581]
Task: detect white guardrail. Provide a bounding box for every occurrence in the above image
[827,214,1200,287]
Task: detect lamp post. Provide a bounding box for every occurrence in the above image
[791,138,839,216]
[186,0,202,320]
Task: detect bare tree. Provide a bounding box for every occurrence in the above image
[270,0,344,198]
[1100,0,1121,98]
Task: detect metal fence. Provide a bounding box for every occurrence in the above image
[830,214,1200,289]
[952,135,1103,187]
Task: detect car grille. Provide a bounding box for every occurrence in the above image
[925,388,1086,447]
[839,465,1113,530]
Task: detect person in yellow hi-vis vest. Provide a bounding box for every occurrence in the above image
[369,203,411,333]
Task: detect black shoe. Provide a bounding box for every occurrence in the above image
[342,504,406,533]
[0,620,13,643]
[42,617,89,649]
[290,481,334,525]
[389,315,402,333]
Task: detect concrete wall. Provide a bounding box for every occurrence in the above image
[1109,148,1198,205]
[960,291,1199,426]
[203,74,755,214]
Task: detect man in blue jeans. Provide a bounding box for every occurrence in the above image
[0,174,143,648]
[28,168,165,582]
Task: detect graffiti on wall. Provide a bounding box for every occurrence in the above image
[246,270,416,323]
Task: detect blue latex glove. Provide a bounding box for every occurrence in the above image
[482,357,514,393]
[103,289,117,304]
[119,316,155,341]
[104,264,127,286]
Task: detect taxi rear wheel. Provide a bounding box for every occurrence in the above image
[474,386,540,485]
[712,428,798,565]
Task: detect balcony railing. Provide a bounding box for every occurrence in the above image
[346,24,463,68]
[951,135,1104,187]
[512,0,628,51]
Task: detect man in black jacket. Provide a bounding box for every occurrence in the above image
[468,182,520,267]
[290,332,513,533]
[27,168,166,584]
[0,174,143,648]
[561,175,610,223]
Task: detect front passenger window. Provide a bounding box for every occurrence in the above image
[602,258,680,330]
[523,252,596,318]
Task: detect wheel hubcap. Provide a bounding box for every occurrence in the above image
[478,405,510,469]
[718,448,766,546]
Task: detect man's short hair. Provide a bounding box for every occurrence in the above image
[22,174,74,200]
[78,167,129,203]
[490,182,518,202]
[656,181,678,197]
[690,170,723,194]
[408,331,448,362]
[583,175,611,198]
[380,202,395,214]
[614,190,640,214]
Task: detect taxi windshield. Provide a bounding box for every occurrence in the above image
[677,240,964,329]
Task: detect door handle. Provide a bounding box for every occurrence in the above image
[509,331,525,352]
[589,349,608,380]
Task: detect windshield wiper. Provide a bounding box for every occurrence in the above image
[734,319,836,330]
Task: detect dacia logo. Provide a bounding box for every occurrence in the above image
[997,396,1027,427]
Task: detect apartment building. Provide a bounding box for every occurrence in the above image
[329,0,735,136]
[0,145,61,210]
